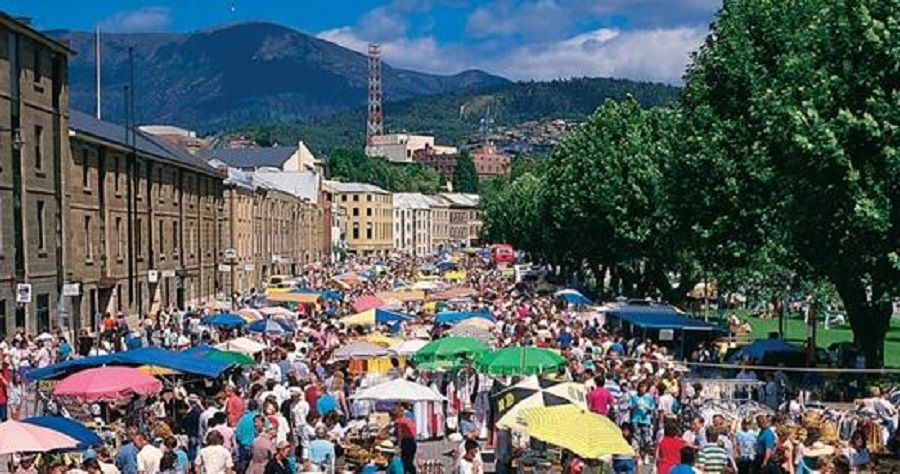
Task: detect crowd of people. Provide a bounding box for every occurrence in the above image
[0,251,897,474]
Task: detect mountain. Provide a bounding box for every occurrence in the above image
[49,22,509,130]
[241,77,681,154]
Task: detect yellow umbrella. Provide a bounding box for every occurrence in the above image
[136,365,182,376]
[340,309,378,327]
[444,270,467,282]
[360,333,403,348]
[266,293,319,304]
[422,301,437,313]
[520,405,634,459]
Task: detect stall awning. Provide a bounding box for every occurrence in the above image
[266,292,320,304]
[25,347,231,381]
[607,304,723,331]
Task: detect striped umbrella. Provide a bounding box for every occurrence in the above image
[493,376,587,431]
[520,405,633,458]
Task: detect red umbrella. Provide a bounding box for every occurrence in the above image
[352,294,385,312]
[53,366,163,402]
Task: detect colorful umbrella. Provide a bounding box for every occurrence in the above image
[246,318,294,335]
[202,313,246,329]
[474,347,566,376]
[339,308,411,327]
[0,420,79,454]
[360,333,403,348]
[351,379,445,402]
[23,416,102,450]
[434,310,494,325]
[136,365,183,376]
[456,317,496,330]
[352,294,386,312]
[259,306,296,318]
[53,366,163,402]
[493,376,587,431]
[555,289,592,306]
[331,341,390,361]
[236,308,263,321]
[446,324,494,343]
[216,337,266,355]
[520,405,634,458]
[413,336,490,363]
[183,345,256,366]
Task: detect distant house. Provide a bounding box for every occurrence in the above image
[199,141,319,172]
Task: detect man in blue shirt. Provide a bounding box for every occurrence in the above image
[670,446,698,474]
[556,328,572,349]
[115,428,139,474]
[754,415,777,473]
[308,426,335,469]
[235,400,260,471]
[629,382,655,459]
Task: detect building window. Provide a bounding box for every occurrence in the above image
[33,45,42,84]
[353,194,359,202]
[189,222,195,257]
[113,156,120,193]
[367,195,372,202]
[115,216,125,260]
[36,293,49,333]
[135,162,143,199]
[81,148,90,189]
[36,200,46,252]
[158,221,165,260]
[352,223,359,240]
[366,208,372,217]
[353,208,359,217]
[33,125,43,171]
[135,218,143,257]
[84,215,93,262]
[173,220,179,255]
[341,195,347,202]
[116,284,122,312]
[366,222,373,240]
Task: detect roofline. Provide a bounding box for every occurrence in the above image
[0,13,76,55]
[69,128,222,178]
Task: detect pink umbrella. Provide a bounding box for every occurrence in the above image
[352,294,386,312]
[53,366,163,402]
[0,420,79,454]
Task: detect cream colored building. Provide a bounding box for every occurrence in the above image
[393,193,433,256]
[365,133,457,163]
[327,181,393,255]
[426,195,451,252]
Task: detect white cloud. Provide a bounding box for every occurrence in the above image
[319,25,706,84]
[97,7,171,33]
[493,27,707,83]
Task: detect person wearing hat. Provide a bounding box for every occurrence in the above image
[376,440,404,474]
[459,405,479,440]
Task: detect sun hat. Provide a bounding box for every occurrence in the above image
[376,439,397,453]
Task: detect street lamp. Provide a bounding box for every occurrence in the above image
[0,127,24,151]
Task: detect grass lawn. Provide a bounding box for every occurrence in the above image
[728,310,900,367]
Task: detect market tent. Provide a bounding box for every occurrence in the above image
[182,345,256,366]
[520,405,633,458]
[555,289,592,306]
[136,365,182,376]
[0,420,79,455]
[606,304,720,331]
[339,308,411,327]
[446,324,494,343]
[202,313,246,329]
[434,310,494,325]
[389,339,429,356]
[247,318,294,335]
[266,292,320,304]
[475,347,565,376]
[456,317,496,330]
[331,341,391,361]
[23,417,102,450]
[53,367,162,402]
[25,347,232,381]
[728,338,801,363]
[259,306,296,318]
[376,289,426,303]
[352,294,386,312]
[292,288,342,301]
[216,337,267,355]
[414,336,490,363]
[351,378,445,402]
[493,376,587,431]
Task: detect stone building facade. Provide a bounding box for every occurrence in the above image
[327,181,393,256]
[66,110,221,330]
[0,15,70,336]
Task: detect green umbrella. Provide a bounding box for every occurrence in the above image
[413,336,489,363]
[415,359,461,372]
[203,349,256,366]
[474,346,566,376]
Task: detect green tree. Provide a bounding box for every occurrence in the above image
[680,0,900,366]
[326,149,441,193]
[452,152,479,193]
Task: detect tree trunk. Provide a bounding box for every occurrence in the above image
[835,278,892,368]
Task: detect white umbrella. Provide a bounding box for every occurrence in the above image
[216,336,266,355]
[351,379,445,403]
[259,306,296,318]
[331,342,390,361]
[389,339,429,356]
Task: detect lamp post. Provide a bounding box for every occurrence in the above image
[1,127,24,151]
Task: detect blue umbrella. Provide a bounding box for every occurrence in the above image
[728,339,800,363]
[437,261,458,271]
[23,416,102,450]
[555,289,592,306]
[374,308,411,324]
[247,319,293,335]
[202,313,246,329]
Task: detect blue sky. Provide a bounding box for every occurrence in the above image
[0,0,722,83]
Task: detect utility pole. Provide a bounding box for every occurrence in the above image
[95,27,102,119]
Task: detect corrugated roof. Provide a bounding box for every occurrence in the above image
[198,147,296,169]
[438,193,480,207]
[70,110,217,176]
[394,192,432,209]
[255,171,320,203]
[325,181,389,194]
